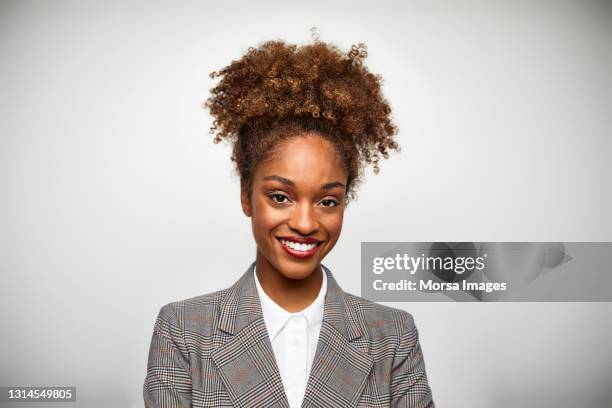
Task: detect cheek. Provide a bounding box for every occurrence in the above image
[251,201,282,240]
[322,211,344,237]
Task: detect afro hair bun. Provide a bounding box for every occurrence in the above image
[204,35,400,203]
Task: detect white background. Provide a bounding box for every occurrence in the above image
[1,0,611,407]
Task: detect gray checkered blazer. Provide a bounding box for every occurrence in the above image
[143,261,435,407]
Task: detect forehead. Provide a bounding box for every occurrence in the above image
[256,134,347,182]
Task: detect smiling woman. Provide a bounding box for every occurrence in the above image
[143,36,435,408]
[246,134,346,292]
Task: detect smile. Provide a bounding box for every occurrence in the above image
[276,238,322,259]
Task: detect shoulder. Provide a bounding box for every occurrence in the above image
[343,291,416,339]
[153,287,231,333]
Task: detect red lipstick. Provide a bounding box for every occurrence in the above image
[276,237,322,259]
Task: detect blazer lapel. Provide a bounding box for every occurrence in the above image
[300,264,374,408]
[211,262,373,408]
[211,262,290,408]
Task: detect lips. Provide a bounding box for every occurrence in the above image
[276,236,323,259]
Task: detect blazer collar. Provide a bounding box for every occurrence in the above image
[211,261,373,408]
[217,261,362,341]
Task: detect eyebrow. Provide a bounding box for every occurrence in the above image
[262,175,345,191]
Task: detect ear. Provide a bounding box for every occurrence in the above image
[240,180,252,217]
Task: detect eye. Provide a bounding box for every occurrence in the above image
[269,193,290,204]
[319,199,339,207]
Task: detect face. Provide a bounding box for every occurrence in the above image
[241,132,348,280]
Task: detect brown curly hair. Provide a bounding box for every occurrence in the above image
[203,37,400,205]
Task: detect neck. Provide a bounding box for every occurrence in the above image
[255,251,323,313]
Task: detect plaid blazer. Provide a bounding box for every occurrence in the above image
[144,262,435,407]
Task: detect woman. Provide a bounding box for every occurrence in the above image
[144,38,435,408]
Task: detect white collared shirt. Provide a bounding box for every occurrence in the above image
[253,265,327,408]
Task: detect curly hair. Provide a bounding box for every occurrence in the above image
[203,37,400,205]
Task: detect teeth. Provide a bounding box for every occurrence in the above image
[280,239,318,252]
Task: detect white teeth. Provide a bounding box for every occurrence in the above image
[280,239,318,252]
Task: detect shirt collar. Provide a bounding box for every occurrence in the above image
[253,264,327,342]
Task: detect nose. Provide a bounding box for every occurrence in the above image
[287,201,318,235]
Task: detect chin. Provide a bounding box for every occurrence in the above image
[276,261,318,280]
